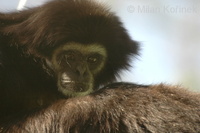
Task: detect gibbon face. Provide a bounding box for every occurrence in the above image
[48,42,107,97]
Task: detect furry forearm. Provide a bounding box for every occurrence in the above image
[3,84,200,133]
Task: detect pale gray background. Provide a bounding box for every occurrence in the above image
[1,0,199,91]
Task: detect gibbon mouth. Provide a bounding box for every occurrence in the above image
[60,80,90,92]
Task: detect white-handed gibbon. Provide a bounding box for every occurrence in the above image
[0,0,138,126]
[0,0,199,132]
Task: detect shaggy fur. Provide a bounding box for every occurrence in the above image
[1,83,200,133]
[1,0,200,132]
[0,0,137,125]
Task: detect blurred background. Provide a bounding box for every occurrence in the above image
[0,0,200,91]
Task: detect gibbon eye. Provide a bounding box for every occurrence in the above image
[87,55,98,63]
[65,53,75,61]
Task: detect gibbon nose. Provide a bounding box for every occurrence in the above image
[75,65,87,76]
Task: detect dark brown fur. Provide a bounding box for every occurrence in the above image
[1,83,200,133]
[1,0,200,132]
[0,0,137,125]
